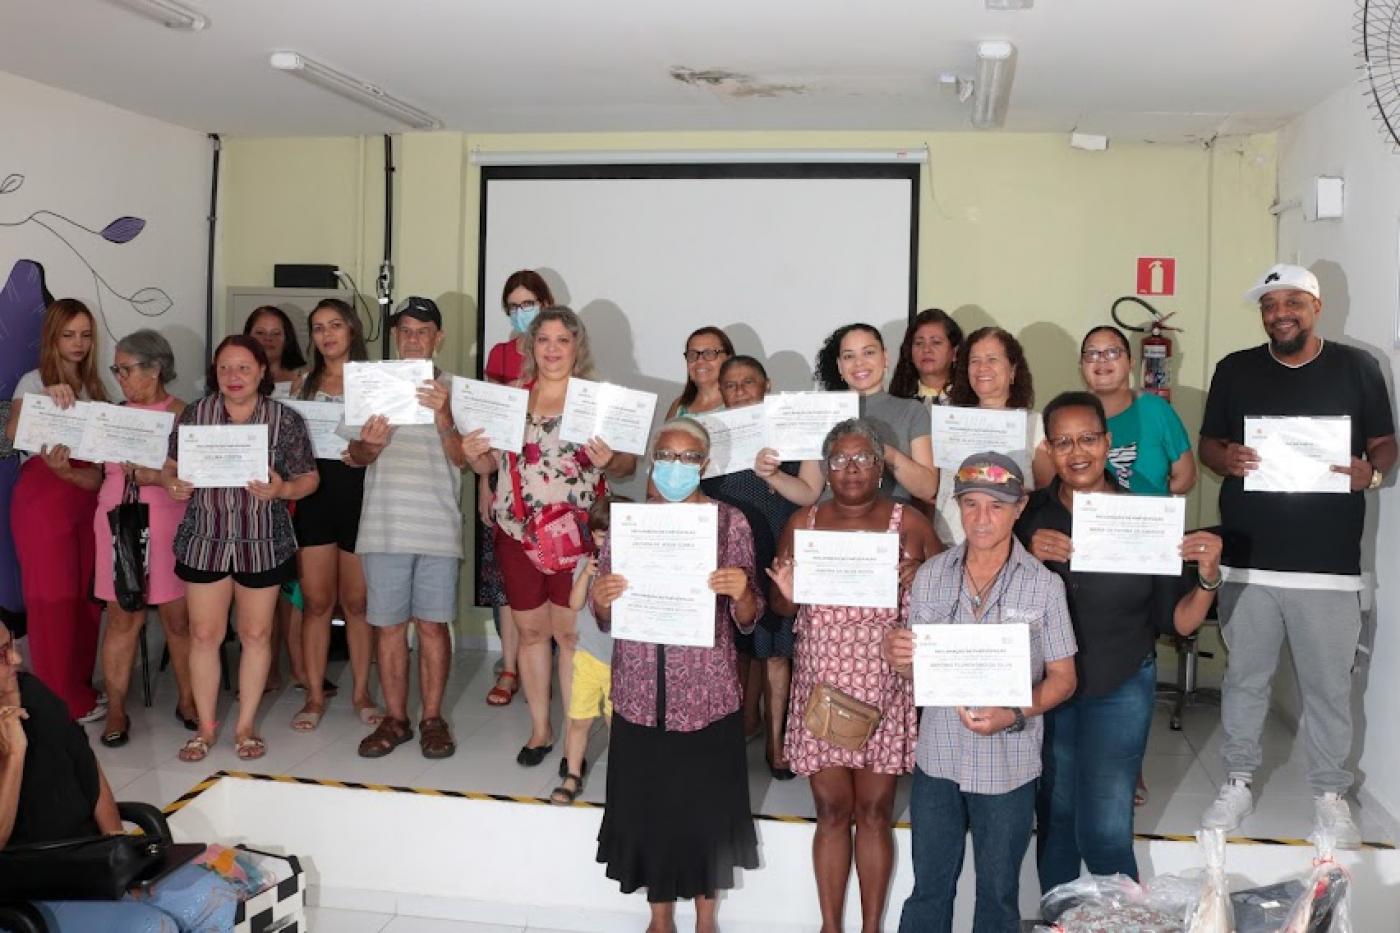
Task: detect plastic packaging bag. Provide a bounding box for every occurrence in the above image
[1280,830,1352,933]
[1039,874,1184,932]
[1186,828,1234,933]
[1231,881,1306,933]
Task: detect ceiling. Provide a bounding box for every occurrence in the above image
[1,0,1363,141]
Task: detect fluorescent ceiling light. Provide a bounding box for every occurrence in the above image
[269,51,443,131]
[972,40,1017,129]
[102,0,208,30]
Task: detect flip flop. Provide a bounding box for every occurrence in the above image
[178,736,211,763]
[290,706,323,732]
[235,736,267,760]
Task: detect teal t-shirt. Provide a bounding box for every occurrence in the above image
[1106,393,1191,495]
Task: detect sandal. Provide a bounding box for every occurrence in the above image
[178,736,211,763]
[550,772,584,806]
[486,671,519,706]
[234,735,266,761]
[419,716,456,760]
[290,704,324,732]
[358,717,413,759]
[100,715,130,749]
[356,704,385,727]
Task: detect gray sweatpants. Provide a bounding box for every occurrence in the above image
[1217,582,1361,795]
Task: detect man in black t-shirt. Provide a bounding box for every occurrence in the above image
[1198,263,1396,847]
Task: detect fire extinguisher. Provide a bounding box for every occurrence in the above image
[1111,296,1181,401]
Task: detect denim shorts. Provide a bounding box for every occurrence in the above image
[361,552,460,626]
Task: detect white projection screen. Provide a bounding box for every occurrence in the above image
[475,163,919,534]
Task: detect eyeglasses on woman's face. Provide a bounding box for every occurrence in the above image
[1047,431,1107,454]
[1080,347,1125,363]
[683,347,727,363]
[653,449,706,466]
[109,362,150,380]
[827,451,878,472]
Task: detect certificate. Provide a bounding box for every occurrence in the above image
[1070,492,1186,576]
[792,529,899,609]
[1243,416,1352,494]
[13,394,94,454]
[281,400,348,461]
[73,403,175,469]
[930,407,1029,471]
[695,405,767,478]
[912,623,1033,708]
[765,392,859,461]
[449,377,529,454]
[559,379,658,456]
[610,503,718,646]
[177,424,269,488]
[343,360,435,426]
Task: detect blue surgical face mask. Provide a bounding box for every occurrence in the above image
[652,460,702,502]
[509,304,539,335]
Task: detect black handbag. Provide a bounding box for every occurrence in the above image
[0,833,166,900]
[108,476,150,612]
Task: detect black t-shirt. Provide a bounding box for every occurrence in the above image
[1014,477,1193,698]
[4,673,101,848]
[1200,342,1394,575]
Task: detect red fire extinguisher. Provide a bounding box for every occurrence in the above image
[1111,296,1181,401]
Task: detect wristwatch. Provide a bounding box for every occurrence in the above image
[1368,469,1383,491]
[1003,707,1027,734]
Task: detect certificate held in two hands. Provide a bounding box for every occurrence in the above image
[930,406,1031,477]
[14,393,175,469]
[343,359,436,427]
[610,503,718,647]
[177,425,269,489]
[1243,415,1352,494]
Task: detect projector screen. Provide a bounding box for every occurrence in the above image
[476,162,919,507]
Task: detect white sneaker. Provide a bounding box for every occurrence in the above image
[1314,793,1362,850]
[76,700,108,724]
[1202,781,1253,832]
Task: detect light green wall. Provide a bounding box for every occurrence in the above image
[218,128,1278,633]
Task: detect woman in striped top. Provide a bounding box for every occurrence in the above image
[162,335,319,763]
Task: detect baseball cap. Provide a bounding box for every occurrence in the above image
[391,296,442,328]
[952,452,1026,503]
[1244,264,1320,303]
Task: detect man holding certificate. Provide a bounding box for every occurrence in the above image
[883,452,1076,933]
[1198,264,1396,846]
[1013,392,1223,891]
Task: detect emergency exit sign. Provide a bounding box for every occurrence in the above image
[1137,257,1176,296]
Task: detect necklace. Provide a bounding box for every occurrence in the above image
[965,562,1005,611]
[1268,336,1324,369]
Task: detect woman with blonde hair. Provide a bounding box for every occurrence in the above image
[4,299,108,720]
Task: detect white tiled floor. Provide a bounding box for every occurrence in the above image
[85,643,1396,929]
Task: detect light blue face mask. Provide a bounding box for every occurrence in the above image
[652,459,702,502]
[509,304,539,335]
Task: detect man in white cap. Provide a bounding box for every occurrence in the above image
[1198,263,1395,845]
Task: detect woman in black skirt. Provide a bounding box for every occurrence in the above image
[592,416,764,933]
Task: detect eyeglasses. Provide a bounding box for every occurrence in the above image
[1047,431,1107,454]
[827,452,878,472]
[683,348,728,363]
[654,450,706,466]
[507,301,539,313]
[1080,347,1126,363]
[109,363,149,379]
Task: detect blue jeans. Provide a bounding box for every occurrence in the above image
[1036,655,1155,891]
[898,769,1035,933]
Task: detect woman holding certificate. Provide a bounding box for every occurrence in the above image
[461,307,636,768]
[1014,391,1222,892]
[92,330,195,747]
[289,299,381,731]
[5,299,108,721]
[590,417,763,933]
[767,419,939,933]
[164,335,319,763]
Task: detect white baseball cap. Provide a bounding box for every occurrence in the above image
[1244,263,1320,303]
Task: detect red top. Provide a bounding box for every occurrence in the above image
[485,339,525,385]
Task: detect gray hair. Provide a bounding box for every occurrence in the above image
[115,329,176,385]
[821,417,885,464]
[654,416,711,455]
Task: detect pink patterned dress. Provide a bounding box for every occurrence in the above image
[785,502,917,775]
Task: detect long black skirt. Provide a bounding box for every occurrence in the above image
[597,710,759,903]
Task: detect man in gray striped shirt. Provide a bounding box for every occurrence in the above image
[350,297,467,762]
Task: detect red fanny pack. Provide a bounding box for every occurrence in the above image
[507,451,595,575]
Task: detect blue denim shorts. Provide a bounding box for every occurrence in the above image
[361,552,460,626]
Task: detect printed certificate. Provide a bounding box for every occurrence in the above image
[1070,492,1186,576]
[1243,416,1351,494]
[912,623,1033,708]
[765,392,859,461]
[73,403,175,469]
[343,359,435,426]
[792,528,899,609]
[610,502,718,647]
[449,377,529,454]
[177,424,269,488]
[281,400,349,461]
[13,394,95,455]
[695,405,768,478]
[930,406,1030,471]
[559,379,657,456]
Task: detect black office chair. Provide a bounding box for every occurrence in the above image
[1156,600,1223,731]
[0,802,172,933]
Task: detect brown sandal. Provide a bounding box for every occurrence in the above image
[486,671,519,706]
[357,717,413,759]
[419,716,456,760]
